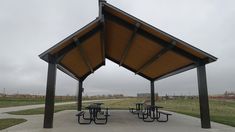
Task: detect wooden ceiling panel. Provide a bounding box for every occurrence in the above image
[61,47,89,77]
[106,20,133,61]
[124,34,163,70]
[142,51,194,78]
[81,32,103,68]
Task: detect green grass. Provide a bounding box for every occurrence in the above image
[0,97,75,108]
[156,98,235,127]
[0,118,27,130]
[8,103,77,115]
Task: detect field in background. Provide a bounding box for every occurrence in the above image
[0,94,126,108]
[0,96,75,108]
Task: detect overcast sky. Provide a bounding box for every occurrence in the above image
[0,0,234,96]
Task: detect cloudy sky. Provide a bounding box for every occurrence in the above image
[0,0,234,96]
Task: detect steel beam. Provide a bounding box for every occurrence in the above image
[77,80,83,111]
[119,23,140,66]
[58,63,80,79]
[74,39,94,73]
[57,64,78,81]
[150,81,155,106]
[100,15,106,62]
[43,56,57,128]
[197,64,211,128]
[136,42,176,74]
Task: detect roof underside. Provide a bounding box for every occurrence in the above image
[39,2,217,81]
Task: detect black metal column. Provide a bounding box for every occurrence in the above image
[77,80,83,111]
[43,59,57,128]
[197,64,211,128]
[150,81,155,106]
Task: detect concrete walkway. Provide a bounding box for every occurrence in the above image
[2,110,235,132]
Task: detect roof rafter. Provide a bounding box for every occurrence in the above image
[74,39,94,73]
[58,63,80,79]
[136,41,176,74]
[57,64,79,80]
[119,23,140,66]
[100,15,106,63]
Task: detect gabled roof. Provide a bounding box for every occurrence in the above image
[39,1,217,81]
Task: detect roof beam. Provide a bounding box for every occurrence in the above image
[136,41,176,74]
[104,11,205,64]
[57,64,79,81]
[58,63,80,79]
[74,39,94,73]
[119,23,140,66]
[100,15,106,62]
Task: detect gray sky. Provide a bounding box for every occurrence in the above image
[0,0,234,96]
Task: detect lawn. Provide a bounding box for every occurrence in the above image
[157,98,235,127]
[0,97,75,108]
[7,98,235,127]
[0,118,27,130]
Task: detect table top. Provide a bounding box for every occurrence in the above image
[145,105,163,109]
[93,102,104,105]
[135,103,144,105]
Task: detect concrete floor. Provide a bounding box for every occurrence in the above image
[2,110,235,132]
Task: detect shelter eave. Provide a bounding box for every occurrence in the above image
[39,18,102,62]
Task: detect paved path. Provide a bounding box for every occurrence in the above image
[2,110,235,132]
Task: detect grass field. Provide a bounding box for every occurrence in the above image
[0,118,27,130]
[7,98,235,127]
[157,98,235,127]
[0,97,74,108]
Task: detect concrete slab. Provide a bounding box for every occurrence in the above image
[2,110,235,132]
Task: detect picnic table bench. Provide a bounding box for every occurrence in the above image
[157,111,172,122]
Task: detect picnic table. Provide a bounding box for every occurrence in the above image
[76,103,110,125]
[130,103,172,122]
[139,105,172,122]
